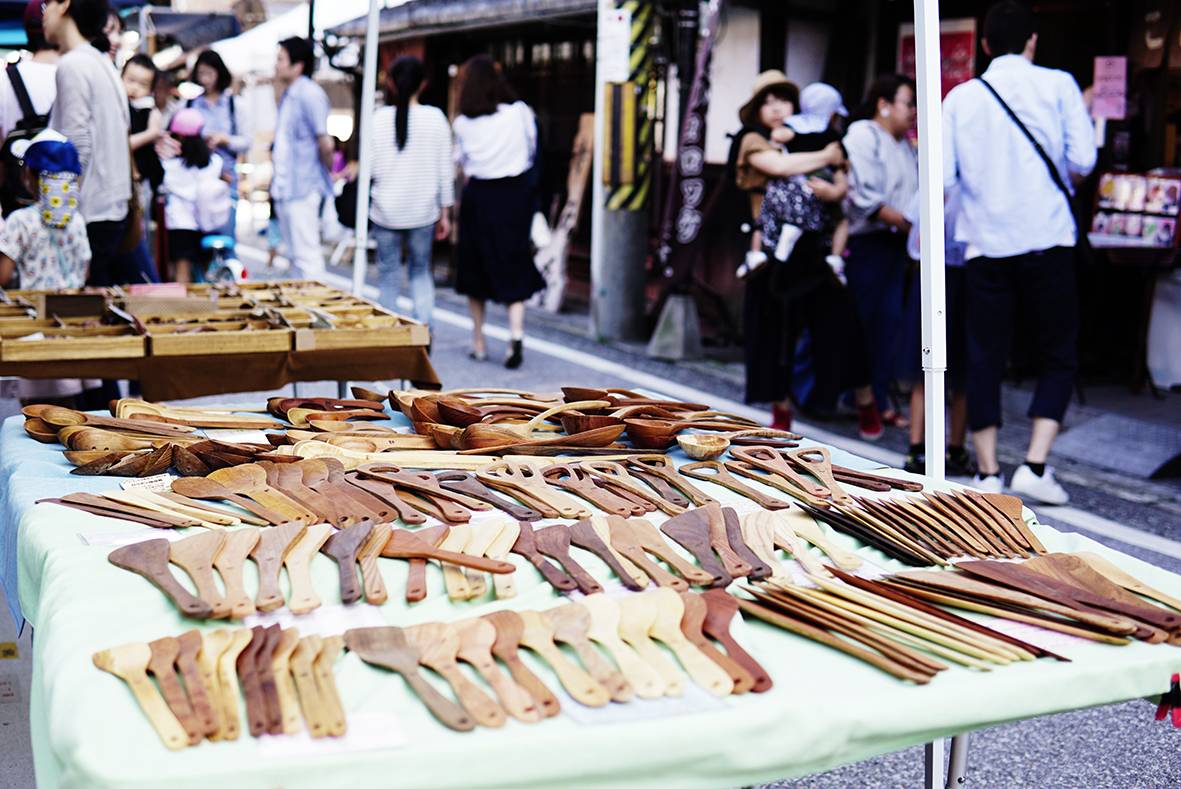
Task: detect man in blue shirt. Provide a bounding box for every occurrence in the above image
[270,36,333,276]
[943,0,1096,504]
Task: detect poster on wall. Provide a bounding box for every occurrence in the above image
[1092,56,1127,120]
[897,19,976,97]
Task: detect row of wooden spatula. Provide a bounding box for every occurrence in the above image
[344,588,768,732]
[93,626,344,750]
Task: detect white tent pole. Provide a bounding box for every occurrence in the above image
[914,0,951,785]
[351,0,382,297]
[588,0,609,333]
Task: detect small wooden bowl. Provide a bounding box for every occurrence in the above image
[677,433,730,460]
[560,411,624,435]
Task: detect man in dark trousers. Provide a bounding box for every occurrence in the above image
[942,0,1096,504]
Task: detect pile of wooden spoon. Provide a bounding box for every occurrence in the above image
[344,588,770,731]
[93,626,345,749]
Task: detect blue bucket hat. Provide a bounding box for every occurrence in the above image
[12,130,82,176]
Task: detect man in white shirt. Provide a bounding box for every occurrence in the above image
[943,0,1096,504]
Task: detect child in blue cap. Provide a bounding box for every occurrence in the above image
[0,130,91,289]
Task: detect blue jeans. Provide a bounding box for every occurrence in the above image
[373,223,435,328]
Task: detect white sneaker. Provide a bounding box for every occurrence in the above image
[970,473,1003,494]
[736,250,768,280]
[1009,464,1069,505]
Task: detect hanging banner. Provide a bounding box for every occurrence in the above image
[897,18,976,98]
[657,0,723,285]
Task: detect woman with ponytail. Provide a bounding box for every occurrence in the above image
[370,55,454,331]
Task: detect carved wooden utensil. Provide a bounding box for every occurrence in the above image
[626,455,716,507]
[250,522,307,613]
[738,511,795,580]
[1076,551,1181,613]
[579,460,685,516]
[169,530,231,619]
[315,458,392,521]
[615,592,686,696]
[678,460,793,510]
[679,592,754,694]
[94,642,189,750]
[660,510,731,587]
[511,521,578,592]
[542,464,647,517]
[700,588,773,692]
[722,507,772,581]
[236,626,268,737]
[482,610,562,718]
[403,524,449,603]
[271,462,344,526]
[406,623,506,728]
[383,527,515,573]
[627,517,717,586]
[344,626,475,731]
[700,503,754,579]
[109,539,214,619]
[545,603,633,702]
[570,518,648,590]
[534,525,603,595]
[647,588,733,696]
[728,446,830,504]
[147,636,204,745]
[435,470,544,521]
[314,636,347,737]
[587,515,649,587]
[271,628,303,734]
[284,523,335,614]
[474,520,518,599]
[356,523,391,605]
[438,524,474,600]
[176,629,220,737]
[344,472,427,525]
[293,459,368,526]
[580,593,665,698]
[212,629,252,739]
[607,517,688,591]
[290,635,330,738]
[454,618,541,723]
[212,528,261,619]
[170,476,292,526]
[255,625,285,734]
[321,522,374,605]
[478,461,591,519]
[458,518,507,597]
[783,446,853,505]
[517,610,610,707]
[208,465,317,524]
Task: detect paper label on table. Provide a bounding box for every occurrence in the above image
[202,429,271,444]
[557,682,726,725]
[243,603,387,637]
[468,510,514,527]
[851,557,891,581]
[974,616,1095,654]
[77,530,186,547]
[0,674,19,703]
[256,712,405,758]
[119,474,177,493]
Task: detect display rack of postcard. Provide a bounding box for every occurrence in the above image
[1090,171,1181,248]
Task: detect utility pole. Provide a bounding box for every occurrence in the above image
[308,0,316,42]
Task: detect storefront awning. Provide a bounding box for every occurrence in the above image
[329,0,595,40]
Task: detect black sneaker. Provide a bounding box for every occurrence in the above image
[903,450,926,474]
[504,339,523,370]
[946,447,976,478]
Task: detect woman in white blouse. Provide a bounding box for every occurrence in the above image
[369,56,454,329]
[452,55,544,369]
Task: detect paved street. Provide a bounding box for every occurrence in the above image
[0,240,1178,787]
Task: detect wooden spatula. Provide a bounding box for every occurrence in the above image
[580,593,665,699]
[700,589,772,692]
[607,517,688,591]
[615,592,686,696]
[255,625,285,734]
[511,521,577,592]
[176,630,220,738]
[147,636,204,745]
[169,530,231,619]
[321,522,373,605]
[1076,551,1181,613]
[344,626,475,731]
[313,636,347,737]
[212,529,261,619]
[236,627,268,737]
[94,642,189,750]
[290,636,330,738]
[679,592,754,693]
[545,603,633,702]
[271,628,303,735]
[109,539,214,619]
[647,588,733,696]
[250,522,306,613]
[406,623,506,728]
[570,518,649,590]
[482,610,562,718]
[435,470,543,521]
[628,517,716,586]
[356,523,391,605]
[535,525,603,595]
[517,610,610,707]
[454,618,541,723]
[284,523,334,614]
[212,629,252,739]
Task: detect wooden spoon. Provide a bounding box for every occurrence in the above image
[344,627,475,731]
[23,417,59,443]
[94,642,189,750]
[39,405,197,437]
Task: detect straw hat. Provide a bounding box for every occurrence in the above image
[739,70,799,127]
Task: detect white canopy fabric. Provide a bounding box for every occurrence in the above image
[211,0,372,76]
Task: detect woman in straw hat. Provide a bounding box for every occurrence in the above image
[731,69,882,439]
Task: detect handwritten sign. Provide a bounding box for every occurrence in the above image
[1092,56,1127,120]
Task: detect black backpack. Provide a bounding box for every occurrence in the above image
[0,63,50,217]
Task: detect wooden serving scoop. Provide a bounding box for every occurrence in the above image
[321,522,373,605]
[647,588,733,696]
[249,522,306,613]
[284,523,335,614]
[615,592,686,696]
[176,630,220,737]
[570,518,648,591]
[627,517,717,587]
[534,525,603,595]
[580,593,665,699]
[344,627,475,732]
[453,618,541,723]
[236,627,268,737]
[700,589,772,692]
[482,610,562,718]
[517,610,610,707]
[212,528,261,619]
[607,517,688,591]
[169,530,231,619]
[147,636,204,745]
[406,623,506,728]
[357,523,391,605]
[290,636,330,738]
[109,539,214,619]
[660,510,731,587]
[94,642,189,750]
[435,470,544,521]
[511,521,578,592]
[271,628,303,734]
[545,603,633,702]
[484,520,521,599]
[313,636,347,736]
[679,592,754,694]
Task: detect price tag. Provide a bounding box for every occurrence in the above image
[257,712,405,757]
[119,474,176,493]
[203,429,271,444]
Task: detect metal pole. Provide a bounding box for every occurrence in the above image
[589,0,608,334]
[350,0,382,297]
[914,0,951,781]
[946,731,970,787]
[308,0,317,42]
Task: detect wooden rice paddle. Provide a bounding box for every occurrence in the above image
[453,618,541,723]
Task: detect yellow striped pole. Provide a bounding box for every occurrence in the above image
[605,0,655,211]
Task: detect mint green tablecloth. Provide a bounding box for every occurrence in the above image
[8,420,1181,787]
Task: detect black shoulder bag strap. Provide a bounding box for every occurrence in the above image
[977,76,1082,237]
[7,64,39,131]
[229,93,238,137]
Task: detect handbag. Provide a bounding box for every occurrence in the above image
[977,77,1093,264]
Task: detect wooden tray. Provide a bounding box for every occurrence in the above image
[146,322,293,356]
[0,325,144,361]
[291,303,428,351]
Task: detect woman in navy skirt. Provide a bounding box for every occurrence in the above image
[453,55,544,369]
